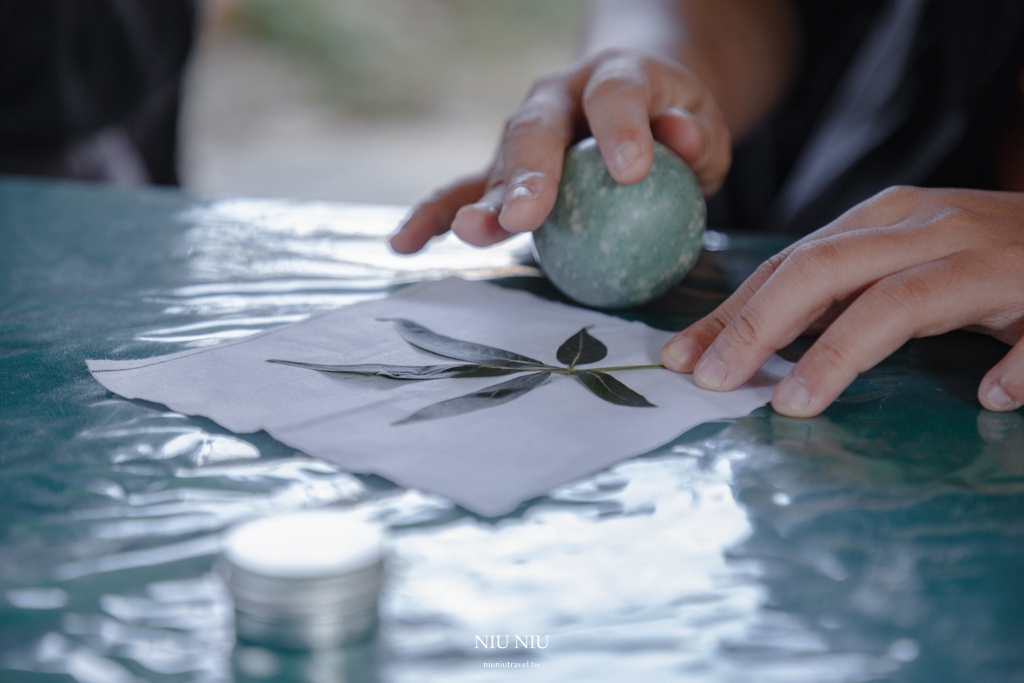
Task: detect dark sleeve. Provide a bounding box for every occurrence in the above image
[708,0,1024,236]
[706,0,885,233]
[0,0,197,185]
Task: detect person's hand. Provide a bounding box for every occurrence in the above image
[661,187,1024,416]
[389,49,731,254]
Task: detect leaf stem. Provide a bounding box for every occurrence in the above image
[549,363,664,375]
[590,364,665,373]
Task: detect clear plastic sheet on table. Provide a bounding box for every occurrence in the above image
[2,178,1024,682]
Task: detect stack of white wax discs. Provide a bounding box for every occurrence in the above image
[219,509,386,650]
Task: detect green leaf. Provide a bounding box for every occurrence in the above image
[394,372,551,425]
[556,327,608,368]
[380,319,547,370]
[266,359,518,379]
[574,370,655,407]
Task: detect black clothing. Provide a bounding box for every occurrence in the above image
[708,0,1024,236]
[0,1,197,185]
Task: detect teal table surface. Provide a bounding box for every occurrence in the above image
[2,177,1023,683]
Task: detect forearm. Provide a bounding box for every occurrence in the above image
[582,0,801,139]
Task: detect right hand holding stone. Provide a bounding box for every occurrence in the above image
[389,49,732,254]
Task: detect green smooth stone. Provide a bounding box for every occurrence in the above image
[533,137,706,309]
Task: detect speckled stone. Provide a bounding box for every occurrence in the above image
[533,137,706,309]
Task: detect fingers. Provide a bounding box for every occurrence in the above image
[582,57,657,184]
[662,185,1024,417]
[398,51,737,253]
[582,54,731,192]
[690,223,965,392]
[398,51,738,254]
[980,340,1024,411]
[652,108,730,194]
[390,175,488,253]
[772,254,1004,417]
[494,74,583,234]
[661,187,942,373]
[662,248,794,372]
[814,186,927,238]
[451,182,517,247]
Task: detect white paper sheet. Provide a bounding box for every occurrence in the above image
[88,278,791,516]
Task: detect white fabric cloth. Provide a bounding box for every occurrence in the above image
[88,278,791,516]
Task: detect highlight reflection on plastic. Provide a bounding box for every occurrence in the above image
[3,187,1023,683]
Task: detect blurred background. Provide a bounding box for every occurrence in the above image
[182,0,584,206]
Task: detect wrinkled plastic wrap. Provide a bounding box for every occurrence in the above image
[2,178,1023,682]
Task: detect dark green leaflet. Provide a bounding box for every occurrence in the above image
[266,359,519,379]
[574,370,655,408]
[380,318,545,370]
[271,318,659,424]
[394,372,551,425]
[556,327,607,368]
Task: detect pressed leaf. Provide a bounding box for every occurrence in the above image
[267,359,518,379]
[394,372,551,425]
[574,370,655,408]
[380,318,546,369]
[556,327,608,368]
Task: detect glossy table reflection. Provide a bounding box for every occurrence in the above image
[1,177,1023,683]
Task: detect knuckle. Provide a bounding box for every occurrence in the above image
[685,314,729,351]
[584,54,647,95]
[748,251,788,287]
[699,310,731,339]
[587,47,627,65]
[931,205,983,234]
[582,72,644,108]
[645,57,708,115]
[635,53,670,78]
[788,240,843,280]
[527,67,578,97]
[875,185,922,205]
[729,307,768,349]
[503,108,555,138]
[876,272,934,321]
[592,48,646,71]
[766,250,790,272]
[525,74,557,98]
[810,336,855,374]
[862,185,929,220]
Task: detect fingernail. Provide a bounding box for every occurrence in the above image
[663,335,699,370]
[465,201,498,217]
[984,379,1019,411]
[505,183,536,204]
[612,141,642,174]
[694,350,728,389]
[774,374,812,413]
